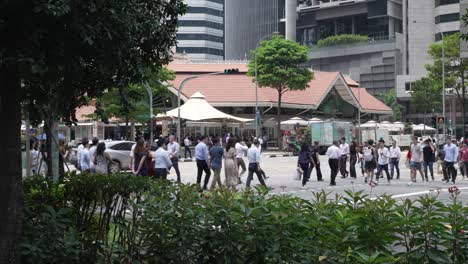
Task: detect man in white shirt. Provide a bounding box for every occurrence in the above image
[88,137,99,173]
[339,137,350,178]
[195,136,211,189]
[79,141,91,172]
[409,137,425,185]
[167,135,181,182]
[376,141,391,184]
[154,140,172,180]
[235,140,248,178]
[443,139,458,183]
[76,137,88,171]
[246,140,266,188]
[389,140,401,179]
[326,140,341,186]
[183,136,192,159]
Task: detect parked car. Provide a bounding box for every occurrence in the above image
[68,140,157,173]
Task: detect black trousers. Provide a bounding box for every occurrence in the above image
[170,157,181,182]
[308,159,323,181]
[246,163,266,187]
[349,154,357,178]
[154,168,168,180]
[196,159,211,189]
[445,161,457,182]
[376,163,391,181]
[339,155,348,177]
[299,162,310,186]
[329,159,339,185]
[185,146,192,158]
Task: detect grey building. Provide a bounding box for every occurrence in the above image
[176,0,225,60]
[224,0,282,60]
[294,0,404,95]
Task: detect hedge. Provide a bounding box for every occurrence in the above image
[21,173,468,263]
[316,34,369,48]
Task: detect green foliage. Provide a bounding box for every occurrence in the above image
[247,36,313,147]
[94,67,175,123]
[378,89,402,122]
[411,77,442,114]
[316,34,369,48]
[22,174,468,263]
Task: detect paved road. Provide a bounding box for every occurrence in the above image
[172,152,468,204]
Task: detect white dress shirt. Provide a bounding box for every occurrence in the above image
[235,142,248,159]
[377,147,390,165]
[247,145,261,164]
[184,138,191,147]
[326,145,341,159]
[154,148,172,169]
[167,141,180,159]
[389,146,401,159]
[339,143,349,156]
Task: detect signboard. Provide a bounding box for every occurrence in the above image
[461,1,468,58]
[392,134,412,147]
[323,122,333,145]
[311,123,322,143]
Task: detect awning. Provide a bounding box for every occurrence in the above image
[164,92,252,122]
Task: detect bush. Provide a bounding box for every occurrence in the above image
[316,34,368,48]
[21,173,468,263]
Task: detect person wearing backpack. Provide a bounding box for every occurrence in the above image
[363,139,377,184]
[409,136,425,185]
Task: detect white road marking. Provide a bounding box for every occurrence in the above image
[390,187,468,199]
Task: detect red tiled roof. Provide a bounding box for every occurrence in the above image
[350,87,392,113]
[167,63,391,114]
[170,71,339,107]
[75,100,96,122]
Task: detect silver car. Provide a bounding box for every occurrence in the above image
[104,141,135,172]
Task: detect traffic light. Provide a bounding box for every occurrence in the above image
[224,68,239,74]
[431,116,437,128]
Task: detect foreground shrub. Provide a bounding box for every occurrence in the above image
[21,173,468,263]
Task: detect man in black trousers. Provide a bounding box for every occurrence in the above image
[326,141,340,186]
[308,141,323,181]
[195,136,211,189]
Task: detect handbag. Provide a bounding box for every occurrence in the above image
[292,170,301,181]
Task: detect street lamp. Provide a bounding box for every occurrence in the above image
[143,82,153,144]
[412,20,446,142]
[254,32,280,138]
[176,71,237,142]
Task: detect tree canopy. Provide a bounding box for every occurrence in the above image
[0,0,186,261]
[378,89,402,122]
[247,36,313,147]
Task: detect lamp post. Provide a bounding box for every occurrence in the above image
[143,83,153,143]
[413,20,446,142]
[176,71,227,143]
[254,32,280,138]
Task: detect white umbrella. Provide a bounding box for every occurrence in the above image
[359,120,378,128]
[412,124,436,131]
[308,117,322,123]
[280,117,309,126]
[164,92,251,122]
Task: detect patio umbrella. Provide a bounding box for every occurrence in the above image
[358,120,378,128]
[36,133,66,140]
[280,117,309,126]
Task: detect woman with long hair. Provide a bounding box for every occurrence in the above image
[133,138,148,176]
[94,142,113,174]
[224,137,239,189]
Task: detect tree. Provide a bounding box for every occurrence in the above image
[426,32,467,138]
[0,0,186,262]
[411,77,442,134]
[247,36,314,148]
[94,67,175,139]
[378,89,402,122]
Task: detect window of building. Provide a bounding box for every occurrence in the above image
[319,21,334,39]
[187,7,224,17]
[178,20,224,30]
[368,17,389,40]
[176,47,224,56]
[435,13,460,24]
[435,30,459,41]
[336,17,353,35]
[177,33,224,43]
[405,82,413,91]
[435,0,459,7]
[207,0,224,4]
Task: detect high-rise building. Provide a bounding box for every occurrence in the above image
[224,0,282,60]
[176,0,225,60]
